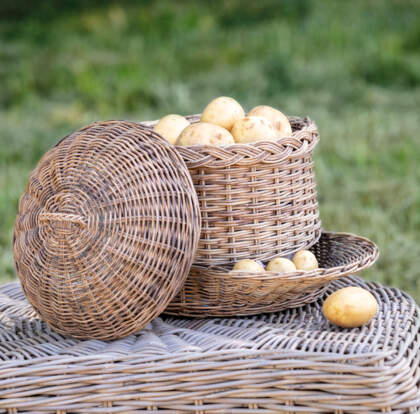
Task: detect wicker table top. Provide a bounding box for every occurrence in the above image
[0,276,419,413]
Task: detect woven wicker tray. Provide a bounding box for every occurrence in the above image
[0,276,418,413]
[167,231,379,317]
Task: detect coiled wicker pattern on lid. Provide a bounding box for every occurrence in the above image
[13,121,201,340]
[144,115,321,265]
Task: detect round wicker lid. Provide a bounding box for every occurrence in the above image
[13,120,201,340]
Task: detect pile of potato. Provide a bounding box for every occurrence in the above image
[153,96,292,146]
[230,249,319,274]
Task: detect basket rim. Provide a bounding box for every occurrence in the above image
[189,231,379,282]
[141,113,318,152]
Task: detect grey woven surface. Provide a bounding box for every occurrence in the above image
[0,276,419,413]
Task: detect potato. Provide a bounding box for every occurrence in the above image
[231,259,265,273]
[153,114,190,145]
[266,257,296,273]
[322,287,378,328]
[248,105,292,138]
[176,122,234,147]
[231,116,277,144]
[292,250,318,271]
[201,96,245,130]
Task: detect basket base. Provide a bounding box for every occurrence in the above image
[165,283,330,317]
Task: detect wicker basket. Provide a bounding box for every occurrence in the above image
[13,121,201,340]
[0,276,418,413]
[143,114,321,265]
[166,231,379,317]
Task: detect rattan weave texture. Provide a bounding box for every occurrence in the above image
[143,114,321,265]
[167,231,379,317]
[0,276,418,413]
[13,121,201,340]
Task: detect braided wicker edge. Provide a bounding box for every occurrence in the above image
[142,114,319,167]
[166,231,379,317]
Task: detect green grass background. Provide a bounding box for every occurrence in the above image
[1,0,419,301]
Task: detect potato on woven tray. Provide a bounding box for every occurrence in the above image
[153,96,292,146]
[291,250,319,271]
[266,257,296,272]
[229,259,265,273]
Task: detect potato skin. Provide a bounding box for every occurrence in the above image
[231,116,277,144]
[153,114,190,145]
[322,287,378,328]
[248,105,292,138]
[266,257,296,273]
[176,122,234,147]
[231,259,265,273]
[201,96,245,130]
[292,250,319,271]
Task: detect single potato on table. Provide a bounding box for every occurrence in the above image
[230,259,265,273]
[201,96,245,131]
[322,287,378,328]
[266,257,296,273]
[231,116,277,144]
[292,250,319,271]
[153,114,190,145]
[248,105,292,138]
[176,122,234,146]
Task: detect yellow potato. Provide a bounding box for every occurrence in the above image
[266,257,296,273]
[292,250,319,271]
[231,116,277,144]
[322,287,378,328]
[201,96,245,130]
[248,105,292,138]
[176,122,234,147]
[153,114,190,145]
[231,259,265,273]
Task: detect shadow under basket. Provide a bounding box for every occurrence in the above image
[143,114,321,266]
[166,231,379,317]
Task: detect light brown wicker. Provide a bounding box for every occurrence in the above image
[0,276,418,413]
[143,114,321,265]
[167,231,379,317]
[13,121,201,340]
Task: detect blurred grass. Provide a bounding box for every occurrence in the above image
[0,0,419,301]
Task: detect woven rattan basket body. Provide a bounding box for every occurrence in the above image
[13,121,201,340]
[144,114,321,265]
[0,276,418,413]
[167,231,379,317]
